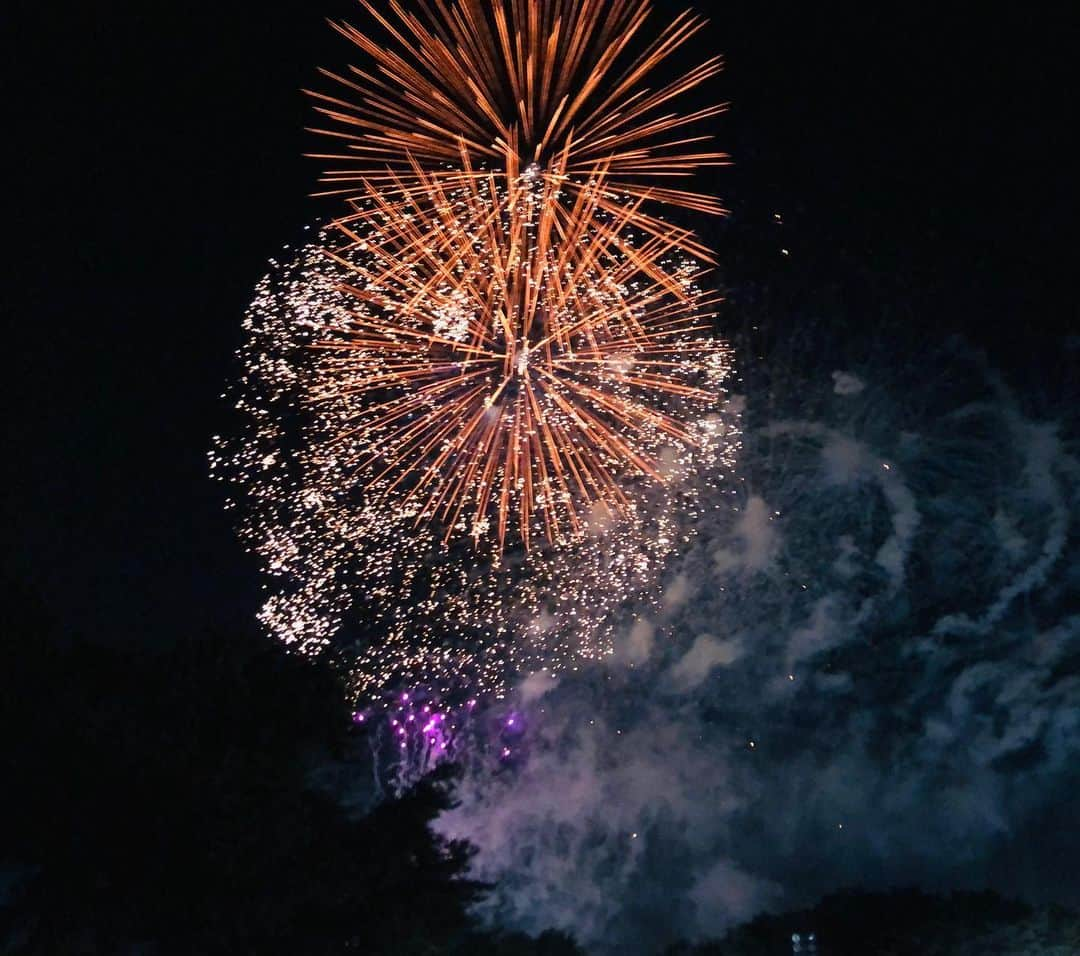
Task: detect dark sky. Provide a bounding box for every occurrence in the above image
[6,1,1076,644]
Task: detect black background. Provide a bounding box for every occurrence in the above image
[6,1,1077,644]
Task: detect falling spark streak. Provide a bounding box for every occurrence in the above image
[306,0,729,256]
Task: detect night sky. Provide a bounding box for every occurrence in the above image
[6,4,1079,948]
[7,2,1073,642]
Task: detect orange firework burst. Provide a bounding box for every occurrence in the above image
[309,155,726,556]
[212,0,737,694]
[307,0,728,255]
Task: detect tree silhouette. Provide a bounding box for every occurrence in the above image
[0,577,580,954]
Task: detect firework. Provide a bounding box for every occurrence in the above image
[213,0,737,703]
[308,0,728,257]
[311,158,724,556]
[211,187,738,697]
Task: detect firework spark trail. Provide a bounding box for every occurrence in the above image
[311,160,725,555]
[307,0,729,257]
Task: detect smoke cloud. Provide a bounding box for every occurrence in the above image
[439,340,1080,953]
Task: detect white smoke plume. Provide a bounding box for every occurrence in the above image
[439,340,1080,953]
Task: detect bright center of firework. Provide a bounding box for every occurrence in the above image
[515,345,530,378]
